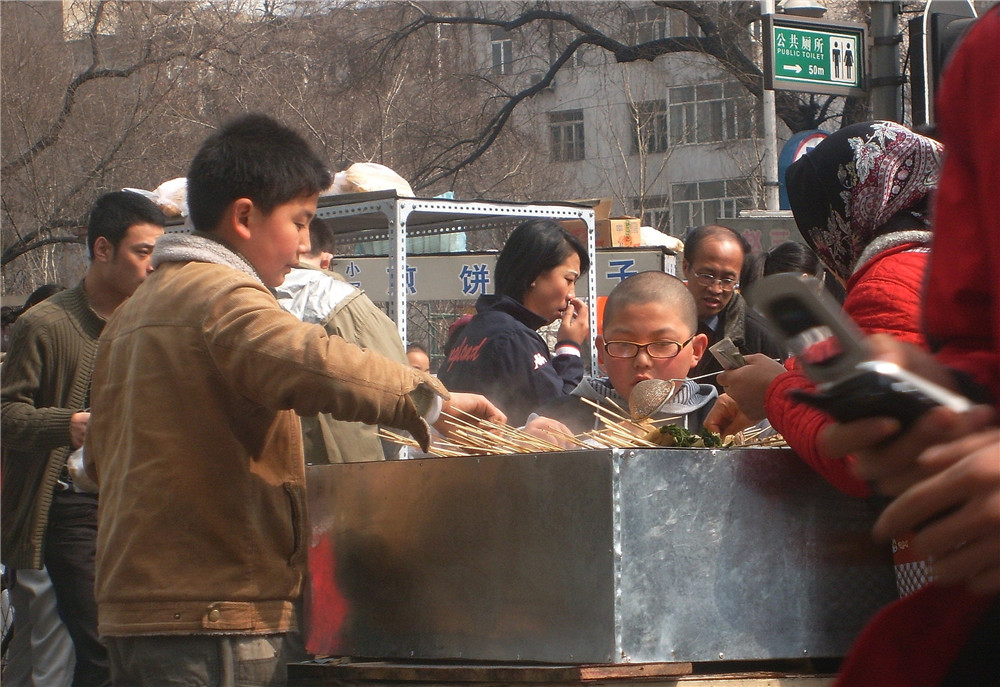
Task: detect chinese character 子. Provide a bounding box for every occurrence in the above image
[459,263,491,296]
[606,259,638,283]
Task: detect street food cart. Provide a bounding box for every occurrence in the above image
[293,447,896,686]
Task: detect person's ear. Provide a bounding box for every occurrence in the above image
[688,332,709,365]
[92,236,114,263]
[596,334,606,366]
[230,198,254,241]
[681,258,692,277]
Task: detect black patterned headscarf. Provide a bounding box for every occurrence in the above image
[785,121,943,281]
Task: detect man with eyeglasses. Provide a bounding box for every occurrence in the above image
[681,225,786,390]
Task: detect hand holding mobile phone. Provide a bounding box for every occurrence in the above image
[747,273,972,428]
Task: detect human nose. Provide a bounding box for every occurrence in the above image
[633,346,654,367]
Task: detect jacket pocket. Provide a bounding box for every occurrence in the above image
[283,482,307,567]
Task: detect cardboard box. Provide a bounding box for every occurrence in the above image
[600,217,641,247]
[559,200,641,248]
[560,198,611,247]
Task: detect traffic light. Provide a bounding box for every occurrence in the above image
[909,5,977,126]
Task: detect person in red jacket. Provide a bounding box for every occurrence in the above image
[818,8,1000,686]
[706,121,943,504]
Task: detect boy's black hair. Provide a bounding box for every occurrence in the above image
[683,224,751,265]
[603,271,698,334]
[87,191,166,259]
[187,113,331,233]
[494,219,590,303]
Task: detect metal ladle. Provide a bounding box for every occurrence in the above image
[628,370,727,420]
[628,379,680,421]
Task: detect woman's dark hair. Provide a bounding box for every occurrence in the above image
[494,219,589,302]
[763,241,821,278]
[764,240,846,303]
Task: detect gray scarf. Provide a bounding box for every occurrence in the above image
[152,232,263,284]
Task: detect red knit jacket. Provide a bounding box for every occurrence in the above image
[764,243,930,498]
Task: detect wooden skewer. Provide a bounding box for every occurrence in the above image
[579,397,631,424]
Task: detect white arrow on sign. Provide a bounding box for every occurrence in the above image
[783,64,803,74]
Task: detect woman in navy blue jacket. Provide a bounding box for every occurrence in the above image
[438,219,590,426]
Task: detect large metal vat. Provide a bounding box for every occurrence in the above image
[304,448,895,664]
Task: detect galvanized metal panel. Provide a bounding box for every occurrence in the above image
[304,448,895,664]
[306,451,619,662]
[615,448,894,663]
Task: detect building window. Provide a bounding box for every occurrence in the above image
[630,194,671,234]
[491,28,513,76]
[671,179,756,234]
[549,110,585,162]
[631,83,756,155]
[633,100,669,154]
[667,81,756,146]
[668,8,702,37]
[632,6,702,42]
[633,6,668,43]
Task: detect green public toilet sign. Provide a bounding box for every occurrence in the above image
[764,15,866,97]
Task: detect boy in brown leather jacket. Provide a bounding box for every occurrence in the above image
[87,113,502,685]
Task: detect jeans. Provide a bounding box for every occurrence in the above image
[44,490,109,687]
[106,634,289,687]
[4,566,75,687]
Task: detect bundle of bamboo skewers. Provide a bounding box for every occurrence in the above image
[378,398,785,458]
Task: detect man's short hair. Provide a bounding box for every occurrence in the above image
[308,217,337,258]
[683,225,750,264]
[603,271,698,334]
[87,191,166,259]
[187,113,331,233]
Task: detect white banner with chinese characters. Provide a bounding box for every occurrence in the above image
[331,248,676,303]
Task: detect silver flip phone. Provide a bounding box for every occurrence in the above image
[748,273,972,427]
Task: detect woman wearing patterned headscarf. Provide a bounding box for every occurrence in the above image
[786,120,942,288]
[707,121,944,595]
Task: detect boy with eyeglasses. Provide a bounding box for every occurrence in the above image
[525,271,716,437]
[682,225,786,390]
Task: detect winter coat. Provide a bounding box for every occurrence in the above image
[765,241,931,497]
[438,294,583,426]
[87,232,442,637]
[690,291,786,391]
[275,266,408,463]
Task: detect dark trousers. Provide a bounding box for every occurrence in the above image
[45,490,111,687]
